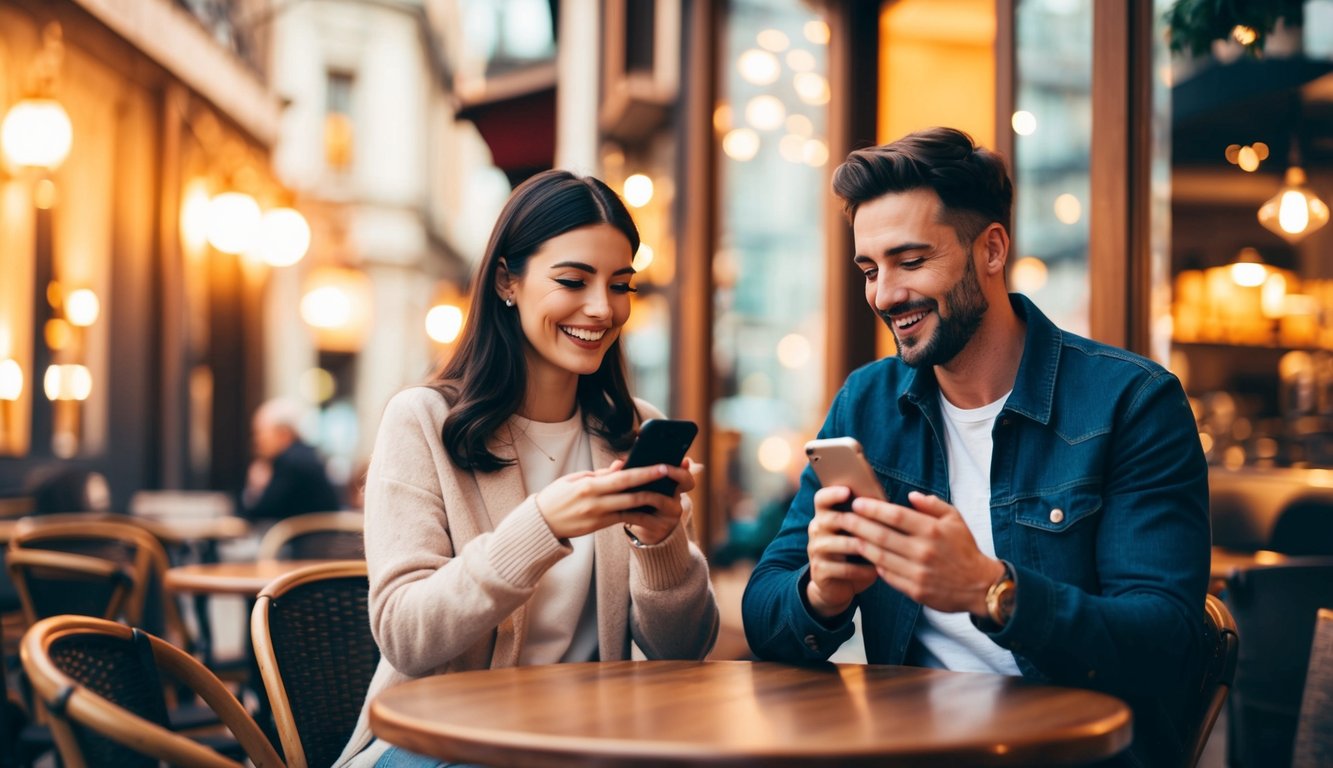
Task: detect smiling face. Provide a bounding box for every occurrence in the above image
[853,188,992,369]
[498,223,637,386]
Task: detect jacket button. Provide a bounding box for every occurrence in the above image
[803,634,819,651]
[1049,508,1065,524]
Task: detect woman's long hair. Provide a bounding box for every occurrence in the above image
[431,169,642,472]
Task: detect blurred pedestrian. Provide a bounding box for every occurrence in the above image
[241,397,341,520]
[335,170,718,768]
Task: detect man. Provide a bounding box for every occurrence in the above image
[742,127,1210,767]
[242,397,342,519]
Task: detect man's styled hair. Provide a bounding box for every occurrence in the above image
[831,127,1014,246]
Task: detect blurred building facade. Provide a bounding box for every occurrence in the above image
[5,0,1331,558]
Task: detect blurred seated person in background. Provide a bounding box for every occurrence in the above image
[241,397,341,520]
[334,170,718,768]
[742,127,1210,768]
[27,466,113,515]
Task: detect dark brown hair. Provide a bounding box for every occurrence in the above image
[831,127,1013,246]
[429,169,642,472]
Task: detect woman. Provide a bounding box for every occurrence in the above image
[336,170,720,768]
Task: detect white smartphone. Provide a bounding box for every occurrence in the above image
[804,437,886,503]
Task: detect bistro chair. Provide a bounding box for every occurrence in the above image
[6,549,134,625]
[20,615,283,768]
[1292,607,1333,768]
[1224,558,1333,767]
[252,559,377,768]
[257,510,364,561]
[1182,593,1239,768]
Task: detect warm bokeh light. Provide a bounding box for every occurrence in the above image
[757,29,790,52]
[623,174,654,208]
[1053,193,1082,225]
[43,363,91,401]
[757,435,793,473]
[65,289,100,327]
[1011,110,1037,136]
[1,98,73,170]
[776,333,811,369]
[44,319,71,351]
[298,367,337,403]
[802,138,829,167]
[33,178,57,210]
[206,192,262,254]
[745,95,786,131]
[1230,263,1267,288]
[793,72,830,105]
[803,20,830,45]
[779,134,806,163]
[713,104,733,133]
[425,304,465,344]
[300,285,353,329]
[1232,25,1258,46]
[738,49,781,86]
[722,128,760,161]
[1261,271,1287,318]
[633,243,655,273]
[0,359,23,401]
[1237,145,1259,172]
[1011,256,1049,293]
[252,208,311,267]
[786,49,815,72]
[786,113,814,136]
[180,183,212,253]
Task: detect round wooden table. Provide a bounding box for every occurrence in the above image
[164,559,339,595]
[370,660,1132,767]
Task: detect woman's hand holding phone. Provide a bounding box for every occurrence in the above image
[534,460,695,542]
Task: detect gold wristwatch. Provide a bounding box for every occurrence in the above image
[984,560,1017,628]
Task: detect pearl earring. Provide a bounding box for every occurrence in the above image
[505,297,514,307]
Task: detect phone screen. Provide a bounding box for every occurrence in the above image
[624,418,698,496]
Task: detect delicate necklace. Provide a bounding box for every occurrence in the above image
[509,423,556,462]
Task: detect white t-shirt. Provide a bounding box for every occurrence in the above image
[510,411,600,666]
[909,392,1022,676]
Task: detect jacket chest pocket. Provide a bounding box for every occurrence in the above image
[1009,485,1103,587]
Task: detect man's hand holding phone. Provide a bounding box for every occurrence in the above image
[806,484,880,619]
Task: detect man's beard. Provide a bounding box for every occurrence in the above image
[880,257,989,369]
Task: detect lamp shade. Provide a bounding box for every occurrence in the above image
[1258,167,1330,243]
[1,98,72,170]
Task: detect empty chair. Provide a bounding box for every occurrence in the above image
[1293,608,1333,768]
[1178,594,1240,768]
[252,560,376,768]
[257,510,364,561]
[1224,559,1333,768]
[20,615,283,768]
[6,549,134,624]
[1269,498,1333,556]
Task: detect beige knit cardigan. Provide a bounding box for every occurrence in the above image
[334,387,720,767]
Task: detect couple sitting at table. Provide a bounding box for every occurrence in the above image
[336,129,1210,768]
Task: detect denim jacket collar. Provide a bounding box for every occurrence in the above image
[899,293,1062,426]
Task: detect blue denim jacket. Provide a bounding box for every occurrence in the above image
[742,294,1211,767]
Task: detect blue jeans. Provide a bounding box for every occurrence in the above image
[374,745,485,768]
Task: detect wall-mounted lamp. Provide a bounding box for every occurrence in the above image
[1,98,72,171]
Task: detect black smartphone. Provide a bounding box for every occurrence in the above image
[623,418,699,496]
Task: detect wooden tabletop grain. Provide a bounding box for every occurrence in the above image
[164,559,339,595]
[370,660,1132,767]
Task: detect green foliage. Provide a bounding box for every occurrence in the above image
[1164,0,1306,57]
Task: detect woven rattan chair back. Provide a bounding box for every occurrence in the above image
[1293,608,1333,768]
[257,510,364,561]
[6,549,134,624]
[253,560,376,768]
[21,615,283,768]
[12,519,161,625]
